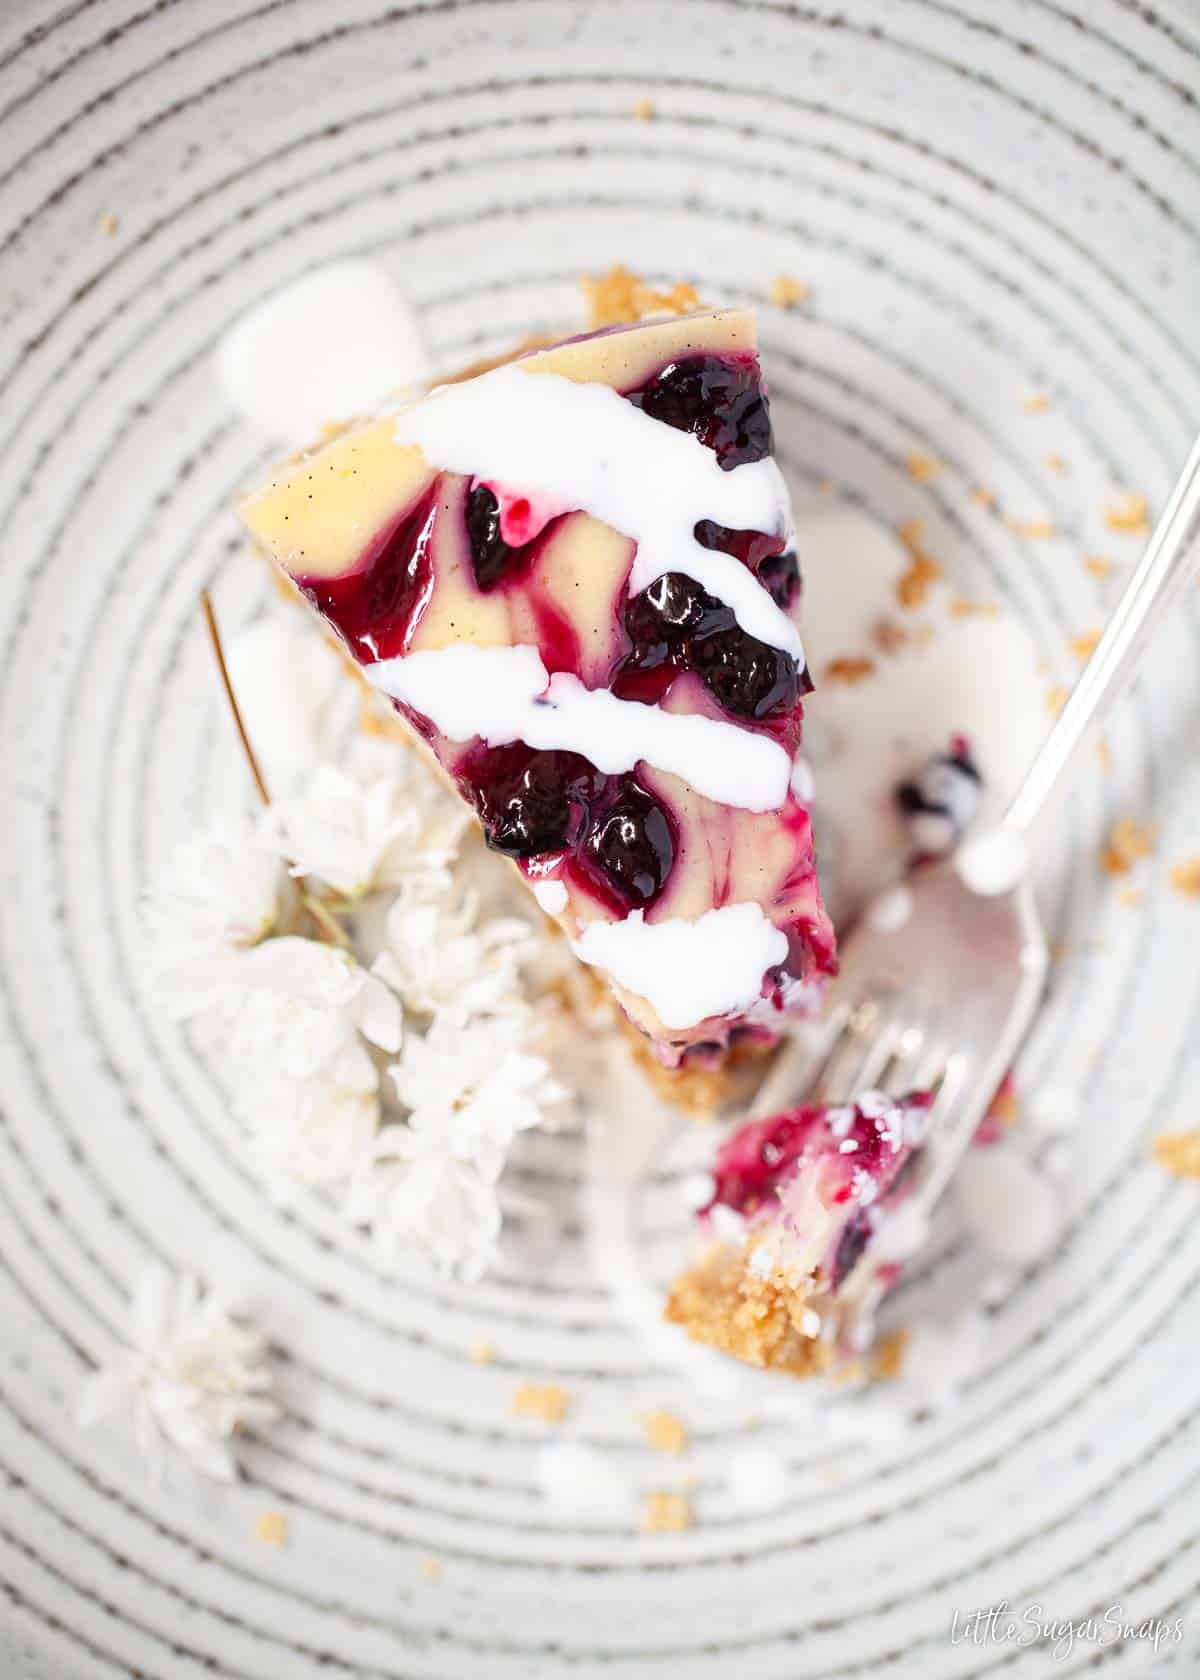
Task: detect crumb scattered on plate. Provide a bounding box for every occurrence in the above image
[904,451,943,483]
[1100,817,1157,876]
[1045,452,1067,474]
[631,97,655,119]
[640,1411,688,1455]
[1097,739,1113,774]
[1020,392,1050,412]
[420,1556,443,1581]
[1169,858,1200,899]
[823,655,876,686]
[1103,491,1150,534]
[1117,886,1143,907]
[512,1382,573,1424]
[948,597,1000,619]
[1045,684,1069,716]
[769,274,809,308]
[894,521,943,608]
[1153,1131,1200,1180]
[1005,516,1056,540]
[970,485,997,508]
[1083,554,1114,579]
[468,1337,495,1365]
[640,1491,693,1533]
[252,1511,289,1548]
[98,212,119,236]
[1069,628,1101,661]
[870,1327,909,1382]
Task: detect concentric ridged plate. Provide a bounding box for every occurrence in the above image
[1,2,1199,1675]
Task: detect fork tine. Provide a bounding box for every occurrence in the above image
[748,1002,852,1119]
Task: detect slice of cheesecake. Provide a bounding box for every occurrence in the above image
[665,1091,931,1373]
[238,310,836,1066]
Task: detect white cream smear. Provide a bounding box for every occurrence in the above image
[394,363,802,659]
[365,643,791,813]
[571,904,788,1029]
[794,504,1049,921]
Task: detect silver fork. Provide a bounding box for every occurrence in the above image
[752,432,1200,1317]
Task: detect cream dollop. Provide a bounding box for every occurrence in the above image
[570,903,789,1029]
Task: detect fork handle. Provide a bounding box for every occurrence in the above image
[1004,431,1200,837]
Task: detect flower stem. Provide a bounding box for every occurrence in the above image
[200,590,270,807]
[201,590,349,950]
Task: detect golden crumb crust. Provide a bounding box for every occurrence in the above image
[664,1242,834,1378]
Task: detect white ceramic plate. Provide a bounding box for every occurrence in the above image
[2,2,1199,1675]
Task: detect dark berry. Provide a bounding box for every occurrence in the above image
[628,354,773,469]
[690,624,800,720]
[299,488,437,663]
[756,549,801,610]
[581,783,675,908]
[465,484,526,591]
[462,745,596,859]
[831,1208,873,1289]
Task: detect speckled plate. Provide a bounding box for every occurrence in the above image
[2,2,1200,1676]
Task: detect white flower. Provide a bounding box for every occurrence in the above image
[345,1125,502,1282]
[373,893,532,1018]
[391,1011,564,1179]
[144,819,282,1020]
[224,937,401,1088]
[234,1060,380,1191]
[76,1266,278,1482]
[266,764,465,901]
[224,613,352,794]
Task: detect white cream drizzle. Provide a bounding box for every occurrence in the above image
[570,903,789,1030]
[393,363,802,659]
[365,643,791,813]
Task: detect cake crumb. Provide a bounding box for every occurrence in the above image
[512,1382,573,1424]
[1104,491,1150,534]
[894,523,943,608]
[468,1337,495,1365]
[1045,452,1067,474]
[947,596,1000,619]
[252,1511,289,1548]
[1069,628,1101,662]
[970,486,997,508]
[769,273,809,309]
[1152,1131,1200,1180]
[640,1491,693,1533]
[823,655,876,686]
[1045,684,1069,716]
[1020,392,1051,412]
[1097,739,1112,774]
[641,1411,688,1456]
[582,265,699,329]
[872,617,910,655]
[904,451,943,483]
[1083,553,1114,580]
[1169,858,1200,899]
[989,1080,1020,1128]
[1116,886,1143,907]
[419,1556,443,1581]
[870,1327,909,1382]
[630,97,655,120]
[1005,516,1056,540]
[1099,816,1157,876]
[98,212,120,236]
